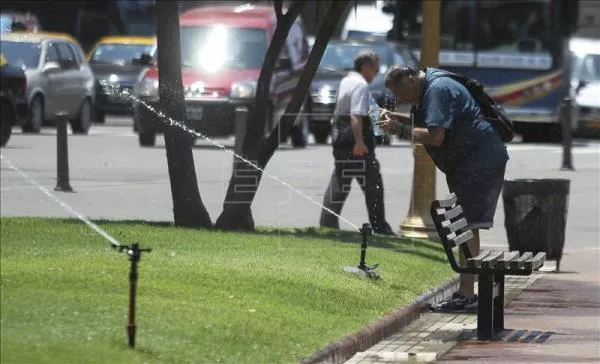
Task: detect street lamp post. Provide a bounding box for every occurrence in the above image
[400,0,440,240]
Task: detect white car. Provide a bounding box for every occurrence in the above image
[1,32,95,134]
[570,37,600,135]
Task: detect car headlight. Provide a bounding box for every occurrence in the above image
[230,81,257,98]
[135,77,159,98]
[311,85,336,104]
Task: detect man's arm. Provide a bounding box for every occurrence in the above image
[382,110,412,124]
[411,126,446,147]
[349,84,370,156]
[350,114,364,145]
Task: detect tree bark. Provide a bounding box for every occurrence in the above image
[214,1,306,230]
[262,1,350,163]
[215,1,349,231]
[156,1,212,228]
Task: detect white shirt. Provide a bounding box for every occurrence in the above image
[335,71,370,117]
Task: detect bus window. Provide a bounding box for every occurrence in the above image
[399,0,475,51]
[475,0,552,54]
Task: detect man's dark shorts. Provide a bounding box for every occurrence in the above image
[446,136,508,230]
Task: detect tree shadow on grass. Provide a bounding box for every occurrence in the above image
[58,218,447,265]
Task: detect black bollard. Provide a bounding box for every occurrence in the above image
[233,107,248,161]
[55,112,74,192]
[112,242,152,348]
[560,97,575,171]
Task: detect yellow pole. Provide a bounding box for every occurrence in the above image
[400,0,440,240]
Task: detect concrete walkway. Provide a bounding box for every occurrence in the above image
[344,252,600,363]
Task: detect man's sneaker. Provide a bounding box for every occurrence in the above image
[431,294,478,313]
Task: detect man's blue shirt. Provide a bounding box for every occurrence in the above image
[414,68,508,175]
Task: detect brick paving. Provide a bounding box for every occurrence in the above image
[344,274,543,363]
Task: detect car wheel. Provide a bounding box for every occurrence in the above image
[313,130,329,144]
[139,130,156,147]
[1,103,14,147]
[71,98,92,134]
[94,109,106,124]
[22,95,43,133]
[312,123,330,144]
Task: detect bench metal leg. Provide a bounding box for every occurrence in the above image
[493,274,505,332]
[477,273,494,340]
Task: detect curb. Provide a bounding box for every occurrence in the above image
[300,276,460,364]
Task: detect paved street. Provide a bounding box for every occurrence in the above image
[1,115,599,254]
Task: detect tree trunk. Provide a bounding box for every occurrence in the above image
[262,1,350,163]
[156,1,212,228]
[214,1,305,230]
[215,1,349,231]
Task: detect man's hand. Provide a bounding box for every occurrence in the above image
[377,118,403,135]
[352,140,369,157]
[380,108,397,121]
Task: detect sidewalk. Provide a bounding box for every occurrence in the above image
[344,252,600,363]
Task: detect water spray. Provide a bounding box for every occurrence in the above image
[343,223,380,279]
[111,242,152,348]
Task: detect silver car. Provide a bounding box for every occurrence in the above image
[1,32,95,134]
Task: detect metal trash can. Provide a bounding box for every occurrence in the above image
[502,179,570,271]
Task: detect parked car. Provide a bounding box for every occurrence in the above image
[133,4,310,147]
[308,39,418,144]
[88,35,157,123]
[0,54,28,147]
[0,32,95,134]
[570,37,600,136]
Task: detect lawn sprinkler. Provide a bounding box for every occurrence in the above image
[112,242,152,348]
[343,223,380,279]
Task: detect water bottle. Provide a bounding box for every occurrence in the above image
[368,98,384,137]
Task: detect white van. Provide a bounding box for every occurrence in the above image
[340,1,394,41]
[569,37,600,134]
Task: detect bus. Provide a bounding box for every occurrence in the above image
[384,0,579,141]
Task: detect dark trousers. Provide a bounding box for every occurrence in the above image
[320,150,393,233]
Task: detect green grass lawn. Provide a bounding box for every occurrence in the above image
[0,217,454,364]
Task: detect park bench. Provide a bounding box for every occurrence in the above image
[430,193,546,340]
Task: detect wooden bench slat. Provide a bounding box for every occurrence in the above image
[467,250,492,268]
[525,252,546,271]
[450,229,474,247]
[436,193,457,208]
[509,252,533,270]
[481,251,505,269]
[447,218,468,234]
[443,205,463,220]
[497,251,521,269]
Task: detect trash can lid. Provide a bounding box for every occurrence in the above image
[503,179,570,197]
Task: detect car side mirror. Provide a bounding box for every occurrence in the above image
[42,61,60,73]
[276,56,293,71]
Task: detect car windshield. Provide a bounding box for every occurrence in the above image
[577,54,600,83]
[0,40,41,69]
[320,43,390,73]
[180,26,268,72]
[90,43,155,65]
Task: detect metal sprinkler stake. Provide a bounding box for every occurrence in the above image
[112,242,152,348]
[343,223,380,279]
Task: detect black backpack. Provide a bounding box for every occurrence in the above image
[436,70,515,143]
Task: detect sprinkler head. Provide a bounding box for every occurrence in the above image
[343,264,381,280]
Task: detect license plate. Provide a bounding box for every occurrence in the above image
[186,106,203,120]
[108,94,128,103]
